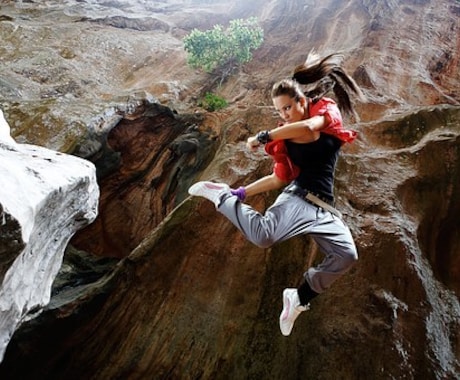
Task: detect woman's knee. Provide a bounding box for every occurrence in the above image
[253,236,275,249]
[245,223,278,248]
[342,245,358,269]
[247,227,277,248]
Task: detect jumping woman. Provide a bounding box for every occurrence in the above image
[188,52,365,336]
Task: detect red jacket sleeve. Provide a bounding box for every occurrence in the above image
[309,98,357,144]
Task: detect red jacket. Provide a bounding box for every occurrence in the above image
[310,97,357,144]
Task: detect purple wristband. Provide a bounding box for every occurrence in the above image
[230,186,246,201]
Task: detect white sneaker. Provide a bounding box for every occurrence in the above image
[188,181,230,207]
[279,288,309,336]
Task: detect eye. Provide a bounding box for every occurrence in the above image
[275,105,291,115]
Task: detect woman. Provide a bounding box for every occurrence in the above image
[188,52,364,336]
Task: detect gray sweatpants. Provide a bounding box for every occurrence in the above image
[218,191,358,294]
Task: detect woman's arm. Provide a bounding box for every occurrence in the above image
[240,115,328,197]
[272,115,326,139]
[247,115,327,150]
[244,173,288,197]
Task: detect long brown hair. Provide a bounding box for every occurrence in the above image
[292,52,365,118]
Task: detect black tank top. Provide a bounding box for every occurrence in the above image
[285,133,341,201]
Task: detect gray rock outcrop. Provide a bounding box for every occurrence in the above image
[0,110,99,361]
[0,0,459,378]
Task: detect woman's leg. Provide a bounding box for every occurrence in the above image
[218,192,317,248]
[280,210,358,336]
[304,211,358,294]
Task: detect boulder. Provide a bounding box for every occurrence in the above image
[0,110,99,361]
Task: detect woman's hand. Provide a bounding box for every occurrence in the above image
[246,135,260,151]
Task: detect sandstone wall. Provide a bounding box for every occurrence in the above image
[0,0,458,379]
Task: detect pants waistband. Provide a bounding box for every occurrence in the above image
[283,183,342,219]
[283,184,333,206]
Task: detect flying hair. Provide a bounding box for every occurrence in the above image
[292,51,365,118]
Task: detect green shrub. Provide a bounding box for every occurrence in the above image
[199,92,228,112]
[183,17,264,74]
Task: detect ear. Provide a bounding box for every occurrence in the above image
[299,96,307,108]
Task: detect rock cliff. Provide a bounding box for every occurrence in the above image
[0,0,459,379]
[0,110,99,362]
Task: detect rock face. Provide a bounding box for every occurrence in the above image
[0,110,99,362]
[71,101,215,258]
[0,0,459,379]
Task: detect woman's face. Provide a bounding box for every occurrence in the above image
[273,94,307,123]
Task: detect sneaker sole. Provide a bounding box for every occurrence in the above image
[188,181,228,196]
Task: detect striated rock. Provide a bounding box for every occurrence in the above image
[0,110,15,145]
[0,110,99,362]
[0,0,459,379]
[70,101,217,258]
[3,104,459,380]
